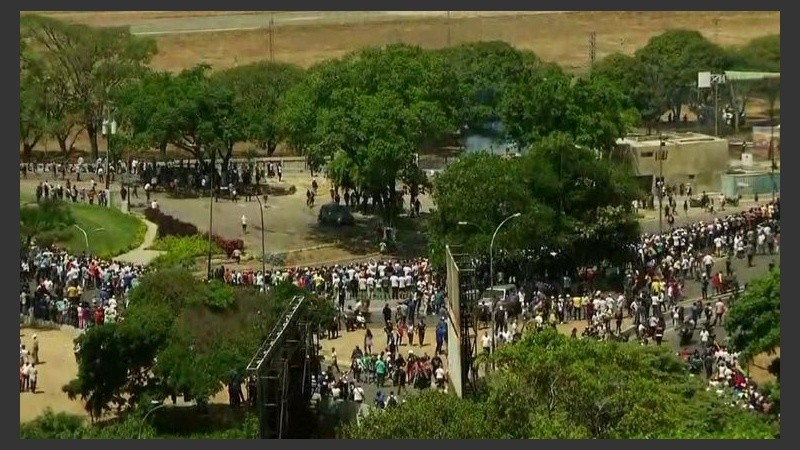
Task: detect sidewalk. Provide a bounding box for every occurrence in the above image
[114,218,164,265]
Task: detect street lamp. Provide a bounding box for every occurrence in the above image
[101,115,117,191]
[657,136,667,233]
[138,400,167,439]
[488,212,521,367]
[255,195,267,281]
[73,225,105,254]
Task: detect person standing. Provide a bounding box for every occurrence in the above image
[28,364,38,393]
[330,347,340,373]
[32,335,39,365]
[417,319,426,347]
[241,215,248,234]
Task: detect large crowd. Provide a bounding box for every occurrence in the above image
[21,191,780,420]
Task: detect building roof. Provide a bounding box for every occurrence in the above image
[616,131,727,148]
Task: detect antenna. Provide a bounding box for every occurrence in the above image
[268,13,275,62]
[589,31,597,68]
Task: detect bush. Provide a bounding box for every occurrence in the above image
[34,229,74,248]
[203,233,245,257]
[204,280,236,310]
[21,199,76,240]
[144,208,198,238]
[150,235,222,270]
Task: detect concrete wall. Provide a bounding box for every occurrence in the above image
[621,136,730,191]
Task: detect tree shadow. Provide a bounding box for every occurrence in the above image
[305,211,430,259]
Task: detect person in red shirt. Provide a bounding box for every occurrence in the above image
[94,307,104,326]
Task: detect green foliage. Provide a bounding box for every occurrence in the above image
[20,198,145,258]
[21,407,260,439]
[435,41,540,127]
[212,61,305,156]
[65,269,325,417]
[20,199,75,240]
[20,14,156,158]
[500,66,632,153]
[727,34,780,72]
[593,29,730,127]
[725,269,780,362]
[345,330,778,439]
[279,44,460,219]
[428,133,640,269]
[150,235,222,270]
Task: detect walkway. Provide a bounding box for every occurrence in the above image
[115,217,164,266]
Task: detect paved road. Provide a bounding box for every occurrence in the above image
[111,11,569,36]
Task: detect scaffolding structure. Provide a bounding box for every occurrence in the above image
[246,295,318,439]
[445,245,482,397]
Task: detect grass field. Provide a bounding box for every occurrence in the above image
[20,194,146,259]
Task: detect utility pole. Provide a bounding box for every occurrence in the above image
[714,80,719,137]
[589,31,597,68]
[657,137,668,233]
[207,156,215,280]
[713,17,720,43]
[268,13,275,62]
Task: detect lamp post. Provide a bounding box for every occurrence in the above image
[207,157,215,280]
[255,194,267,280]
[657,136,667,233]
[489,213,521,367]
[101,115,117,191]
[138,401,167,439]
[73,225,105,254]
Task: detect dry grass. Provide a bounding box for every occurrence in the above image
[22,11,779,157]
[146,11,779,72]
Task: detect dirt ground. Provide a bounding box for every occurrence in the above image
[145,12,776,72]
[36,11,779,72]
[20,326,87,423]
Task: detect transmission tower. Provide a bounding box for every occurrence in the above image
[589,31,597,68]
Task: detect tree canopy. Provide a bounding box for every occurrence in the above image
[20,14,156,159]
[725,269,780,363]
[63,268,333,419]
[343,330,778,439]
[279,44,461,219]
[500,65,636,152]
[428,133,641,273]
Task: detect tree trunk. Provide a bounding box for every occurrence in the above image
[57,136,69,154]
[22,143,34,163]
[267,141,278,156]
[87,123,100,160]
[158,139,168,158]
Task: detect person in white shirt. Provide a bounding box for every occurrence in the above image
[28,363,38,393]
[352,384,365,403]
[482,332,491,354]
[699,328,710,344]
[241,215,248,234]
[390,274,399,299]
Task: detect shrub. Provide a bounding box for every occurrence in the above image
[204,280,236,310]
[203,233,245,257]
[20,199,75,239]
[150,235,222,270]
[144,208,198,238]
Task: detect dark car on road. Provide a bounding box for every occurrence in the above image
[318,203,355,226]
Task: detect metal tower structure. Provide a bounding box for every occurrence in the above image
[445,245,481,397]
[246,295,319,439]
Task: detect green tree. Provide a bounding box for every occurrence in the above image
[345,330,778,439]
[725,269,780,363]
[428,134,640,272]
[435,41,539,129]
[279,44,460,219]
[727,34,780,72]
[591,52,661,132]
[63,269,330,419]
[20,14,156,159]
[212,61,305,156]
[20,60,48,162]
[116,65,244,172]
[634,29,728,122]
[500,67,633,153]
